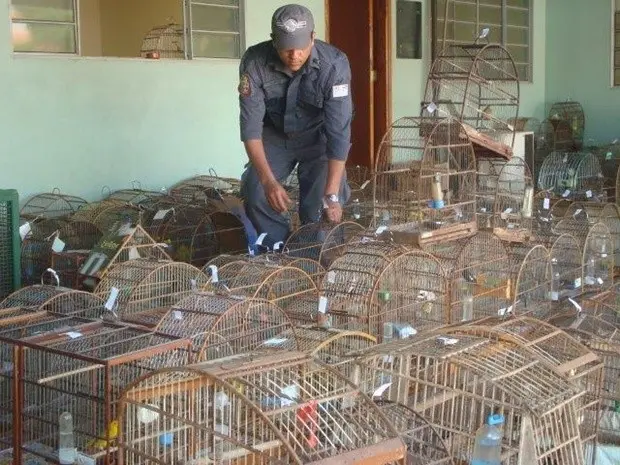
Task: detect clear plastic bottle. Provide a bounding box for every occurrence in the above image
[551,271,560,301]
[352,198,361,220]
[462,295,474,321]
[58,411,77,464]
[471,414,504,465]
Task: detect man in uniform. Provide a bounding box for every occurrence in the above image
[238,3,353,249]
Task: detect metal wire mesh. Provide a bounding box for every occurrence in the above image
[0,284,104,318]
[548,101,586,150]
[104,186,164,205]
[509,244,552,319]
[476,158,506,229]
[140,22,184,59]
[537,152,605,201]
[20,217,68,286]
[20,189,87,220]
[118,351,406,465]
[549,234,583,303]
[583,222,615,293]
[168,174,242,206]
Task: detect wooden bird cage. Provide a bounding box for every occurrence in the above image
[8,321,191,465]
[103,184,164,205]
[423,43,520,159]
[20,217,68,286]
[509,244,553,319]
[583,222,615,293]
[549,234,583,302]
[92,204,144,235]
[537,151,605,201]
[531,192,573,245]
[320,242,448,340]
[492,157,535,242]
[94,259,209,318]
[475,158,506,230]
[140,22,184,59]
[168,173,242,208]
[373,117,478,245]
[284,221,364,268]
[20,188,87,221]
[344,165,374,227]
[71,198,127,224]
[548,101,586,150]
[118,351,407,465]
[148,293,294,362]
[352,330,586,465]
[424,231,512,324]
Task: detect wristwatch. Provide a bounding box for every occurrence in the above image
[323,194,339,209]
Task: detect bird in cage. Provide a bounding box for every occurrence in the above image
[86,420,119,451]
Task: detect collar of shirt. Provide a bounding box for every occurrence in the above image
[267,44,320,77]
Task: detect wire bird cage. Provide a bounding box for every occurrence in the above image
[582,222,615,293]
[319,242,448,340]
[423,231,511,324]
[549,101,586,150]
[373,117,477,245]
[8,321,191,464]
[284,221,363,268]
[94,259,209,318]
[351,330,587,465]
[537,151,605,201]
[530,192,573,245]
[103,184,164,206]
[475,157,506,229]
[118,351,407,465]
[20,217,68,286]
[140,22,184,59]
[422,42,520,158]
[20,188,87,221]
[168,173,242,205]
[549,234,583,302]
[0,284,104,318]
[492,157,535,242]
[531,119,574,187]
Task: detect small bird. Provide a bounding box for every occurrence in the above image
[86,420,119,451]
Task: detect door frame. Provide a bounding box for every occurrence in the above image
[324,0,393,171]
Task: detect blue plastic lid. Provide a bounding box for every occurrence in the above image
[487,413,504,426]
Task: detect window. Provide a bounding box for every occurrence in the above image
[431,0,532,81]
[613,0,620,86]
[10,0,245,59]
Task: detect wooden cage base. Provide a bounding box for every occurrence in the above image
[381,221,477,247]
[493,227,531,243]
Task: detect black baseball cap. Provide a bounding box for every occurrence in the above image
[271,4,315,50]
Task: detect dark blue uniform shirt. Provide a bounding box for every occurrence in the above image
[238,39,353,161]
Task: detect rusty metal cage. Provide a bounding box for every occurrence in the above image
[20,188,88,221]
[424,231,512,325]
[373,117,477,245]
[537,151,605,201]
[10,321,191,464]
[283,221,364,269]
[118,351,407,465]
[548,101,586,150]
[352,329,587,465]
[320,242,448,340]
[94,259,209,318]
[549,234,583,302]
[423,42,520,157]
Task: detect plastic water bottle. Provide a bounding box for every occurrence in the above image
[58,411,77,464]
[471,414,504,465]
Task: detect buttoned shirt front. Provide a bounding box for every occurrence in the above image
[238,39,353,161]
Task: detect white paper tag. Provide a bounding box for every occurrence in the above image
[360,180,371,189]
[52,236,65,253]
[280,385,299,406]
[480,207,487,213]
[263,337,287,346]
[426,102,438,114]
[153,209,170,220]
[373,382,392,397]
[543,198,550,210]
[602,253,608,258]
[503,207,513,214]
[574,278,582,288]
[479,27,489,39]
[573,209,582,217]
[586,190,592,198]
[173,310,183,320]
[208,265,219,283]
[190,279,197,290]
[375,225,388,235]
[104,287,120,310]
[128,246,140,260]
[597,277,604,285]
[562,190,570,198]
[255,233,268,246]
[318,296,328,314]
[332,84,349,98]
[64,332,82,339]
[437,336,458,346]
[382,355,394,364]
[563,154,568,163]
[327,271,336,284]
[19,222,31,240]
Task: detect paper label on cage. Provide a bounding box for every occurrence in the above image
[543,198,550,210]
[437,336,458,346]
[117,223,135,237]
[426,102,438,114]
[586,190,593,198]
[606,151,613,160]
[280,385,299,406]
[479,27,489,39]
[503,207,513,214]
[327,271,336,284]
[255,233,268,246]
[263,337,287,346]
[551,291,559,301]
[382,355,394,364]
[51,236,65,253]
[173,310,183,320]
[208,265,219,283]
[563,155,568,163]
[19,222,31,240]
[360,180,371,190]
[375,225,388,235]
[373,382,392,397]
[153,209,170,220]
[597,277,604,285]
[190,279,197,290]
[602,253,608,258]
[128,246,140,260]
[64,331,82,339]
[568,298,582,313]
[562,190,570,198]
[498,304,513,316]
[574,277,582,288]
[573,209,582,217]
[480,207,487,213]
[318,296,328,314]
[104,287,120,310]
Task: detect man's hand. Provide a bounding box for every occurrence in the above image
[324,201,343,223]
[264,179,293,213]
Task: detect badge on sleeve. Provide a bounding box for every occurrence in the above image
[238,73,251,97]
[332,84,349,98]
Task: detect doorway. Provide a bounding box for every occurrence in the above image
[325,0,392,171]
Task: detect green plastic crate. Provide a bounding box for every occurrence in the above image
[0,189,20,299]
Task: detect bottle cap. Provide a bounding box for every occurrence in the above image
[487,413,504,426]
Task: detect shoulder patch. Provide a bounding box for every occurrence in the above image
[238,73,251,97]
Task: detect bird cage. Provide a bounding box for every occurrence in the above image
[583,222,615,292]
[320,242,448,340]
[424,231,512,324]
[588,284,620,321]
[20,188,87,221]
[118,351,406,465]
[259,325,376,369]
[168,172,242,208]
[140,22,184,59]
[373,117,477,245]
[493,157,535,242]
[531,192,573,244]
[344,166,373,227]
[207,261,319,323]
[549,234,583,302]
[92,204,145,234]
[78,224,171,291]
[374,401,455,465]
[0,284,104,318]
[71,198,126,224]
[423,43,519,158]
[103,183,164,205]
[149,293,294,362]
[209,210,251,256]
[284,221,364,268]
[351,331,587,464]
[10,321,191,464]
[20,217,68,286]
[549,100,586,150]
[94,259,209,318]
[537,151,605,201]
[509,244,553,319]
[475,158,506,229]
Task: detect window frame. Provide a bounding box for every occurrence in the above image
[430,0,533,83]
[612,0,620,87]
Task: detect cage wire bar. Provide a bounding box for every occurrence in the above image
[351,329,586,465]
[20,217,68,286]
[548,101,586,150]
[475,157,506,230]
[0,190,21,300]
[582,222,615,293]
[537,152,605,201]
[20,188,88,221]
[549,234,584,303]
[118,351,407,465]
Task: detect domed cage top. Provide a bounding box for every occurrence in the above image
[118,351,407,465]
[548,101,586,150]
[20,188,88,221]
[140,22,184,59]
[549,234,583,302]
[423,42,520,158]
[537,151,605,201]
[508,244,553,320]
[168,173,242,208]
